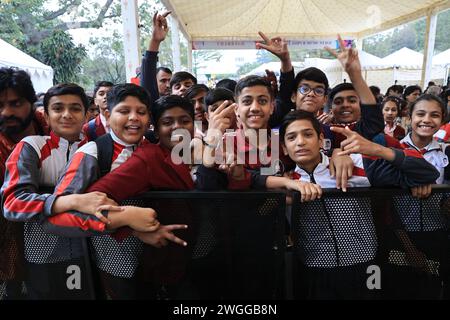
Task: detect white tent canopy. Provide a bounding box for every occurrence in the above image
[0,38,54,93]
[380,47,424,69]
[161,0,450,41]
[122,0,450,87]
[433,48,450,66]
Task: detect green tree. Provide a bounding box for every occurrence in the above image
[0,0,120,83]
[363,8,450,57]
[78,32,126,90]
[40,30,86,84]
[193,51,223,77]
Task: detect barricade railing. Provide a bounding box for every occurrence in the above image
[0,187,449,300]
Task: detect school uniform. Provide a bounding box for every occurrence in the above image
[47,131,148,299]
[82,113,108,141]
[0,111,49,298]
[0,131,95,299]
[290,148,439,299]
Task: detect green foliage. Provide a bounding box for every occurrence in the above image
[236,61,261,76]
[363,9,450,57]
[0,0,118,86]
[78,32,126,90]
[40,30,86,84]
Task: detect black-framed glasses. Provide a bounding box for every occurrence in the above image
[297,85,326,97]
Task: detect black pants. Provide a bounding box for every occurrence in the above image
[25,259,93,300]
[294,261,379,300]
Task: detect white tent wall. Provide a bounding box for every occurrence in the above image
[0,38,54,93]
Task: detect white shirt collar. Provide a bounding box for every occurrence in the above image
[109,130,137,148]
[100,113,110,133]
[401,133,441,152]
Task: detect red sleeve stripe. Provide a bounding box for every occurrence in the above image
[55,152,86,195]
[47,212,105,232]
[40,136,59,163]
[352,166,366,177]
[112,142,124,164]
[3,142,44,213]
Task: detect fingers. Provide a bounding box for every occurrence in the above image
[337,34,346,51]
[258,31,270,43]
[161,10,172,18]
[218,102,236,118]
[330,125,353,137]
[411,185,432,199]
[255,42,270,51]
[163,224,188,246]
[96,205,124,212]
[165,232,187,247]
[325,46,338,58]
[329,159,336,177]
[146,220,161,232]
[340,169,348,193]
[335,164,342,190]
[297,183,321,202]
[411,186,418,198]
[92,211,110,224]
[212,100,229,115]
[164,224,188,231]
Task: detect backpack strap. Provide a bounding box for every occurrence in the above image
[87,118,98,141]
[94,133,114,178]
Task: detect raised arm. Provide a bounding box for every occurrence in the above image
[141,11,171,107]
[326,35,376,105]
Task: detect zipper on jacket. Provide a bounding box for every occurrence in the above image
[66,143,72,161]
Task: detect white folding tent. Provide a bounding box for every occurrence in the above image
[154,0,450,86]
[0,38,54,93]
[433,48,450,66]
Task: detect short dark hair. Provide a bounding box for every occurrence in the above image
[329,83,355,103]
[409,94,447,120]
[205,88,235,112]
[279,110,321,142]
[385,84,404,97]
[216,78,237,92]
[403,85,422,99]
[292,67,329,95]
[43,83,89,114]
[169,71,197,89]
[152,95,194,128]
[106,83,151,113]
[441,89,450,101]
[93,81,114,97]
[369,86,380,96]
[184,84,209,101]
[0,67,36,105]
[157,67,172,75]
[235,75,273,99]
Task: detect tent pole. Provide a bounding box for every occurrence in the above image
[121,0,141,83]
[421,10,437,88]
[170,16,182,72]
[188,41,193,74]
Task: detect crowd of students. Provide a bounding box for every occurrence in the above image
[0,11,449,300]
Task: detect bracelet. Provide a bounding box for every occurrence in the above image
[202,137,220,149]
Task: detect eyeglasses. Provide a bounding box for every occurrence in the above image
[297,85,326,97]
